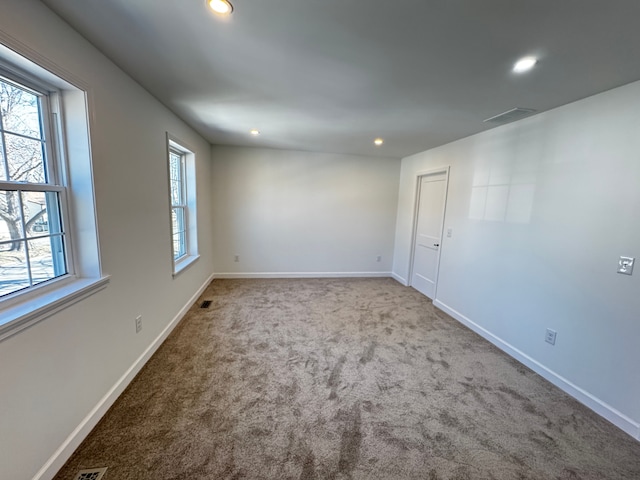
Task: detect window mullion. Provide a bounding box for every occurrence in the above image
[179,156,187,256]
[15,190,33,287]
[0,128,46,144]
[0,124,10,182]
[0,182,64,192]
[38,94,57,185]
[180,155,187,205]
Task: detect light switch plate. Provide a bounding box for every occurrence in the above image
[617,256,635,275]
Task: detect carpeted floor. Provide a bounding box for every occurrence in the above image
[54,278,640,479]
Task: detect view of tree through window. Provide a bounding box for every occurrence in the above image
[0,75,68,298]
[169,149,187,260]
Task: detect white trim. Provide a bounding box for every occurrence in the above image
[32,273,215,480]
[166,133,197,156]
[0,33,105,340]
[0,276,110,342]
[433,299,640,441]
[0,31,88,91]
[0,182,65,192]
[214,271,392,279]
[166,132,198,275]
[172,254,200,277]
[391,272,408,286]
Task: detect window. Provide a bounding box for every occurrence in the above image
[169,148,187,260]
[167,135,198,274]
[0,74,69,298]
[0,42,105,340]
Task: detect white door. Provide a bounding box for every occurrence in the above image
[411,172,447,299]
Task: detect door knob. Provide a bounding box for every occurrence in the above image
[433,243,440,247]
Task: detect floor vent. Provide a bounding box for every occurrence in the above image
[483,107,536,124]
[73,468,108,480]
[200,300,212,308]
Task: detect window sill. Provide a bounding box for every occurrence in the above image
[0,275,110,342]
[172,254,200,277]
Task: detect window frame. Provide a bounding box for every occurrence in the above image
[0,66,76,301]
[166,134,198,276]
[0,38,107,341]
[169,147,188,261]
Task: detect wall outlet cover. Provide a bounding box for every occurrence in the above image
[545,328,557,345]
[617,256,635,275]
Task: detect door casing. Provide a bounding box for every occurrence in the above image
[407,166,450,300]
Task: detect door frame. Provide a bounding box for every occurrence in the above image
[407,166,450,300]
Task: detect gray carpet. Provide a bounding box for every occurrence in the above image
[54,278,640,479]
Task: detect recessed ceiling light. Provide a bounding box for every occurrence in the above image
[374,138,384,146]
[250,129,260,136]
[513,56,538,73]
[208,0,233,15]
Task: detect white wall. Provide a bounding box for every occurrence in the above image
[2,3,636,479]
[393,80,640,438]
[211,146,400,276]
[0,2,214,479]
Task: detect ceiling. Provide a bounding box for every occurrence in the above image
[42,0,640,159]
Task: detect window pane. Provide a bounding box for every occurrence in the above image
[171,207,186,259]
[173,232,186,259]
[4,133,45,183]
[0,190,24,242]
[172,207,185,234]
[23,191,62,237]
[169,152,183,206]
[28,236,66,286]
[170,180,180,206]
[0,240,29,297]
[0,79,42,139]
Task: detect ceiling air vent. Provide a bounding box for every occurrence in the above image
[483,107,536,125]
[73,468,108,480]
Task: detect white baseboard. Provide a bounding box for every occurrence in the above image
[33,273,215,480]
[213,271,392,279]
[391,272,408,286]
[433,299,640,441]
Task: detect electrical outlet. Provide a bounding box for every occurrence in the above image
[376,255,382,262]
[234,255,240,262]
[135,315,142,334]
[545,328,557,345]
[446,228,453,238]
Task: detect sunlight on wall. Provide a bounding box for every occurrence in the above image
[469,160,537,224]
